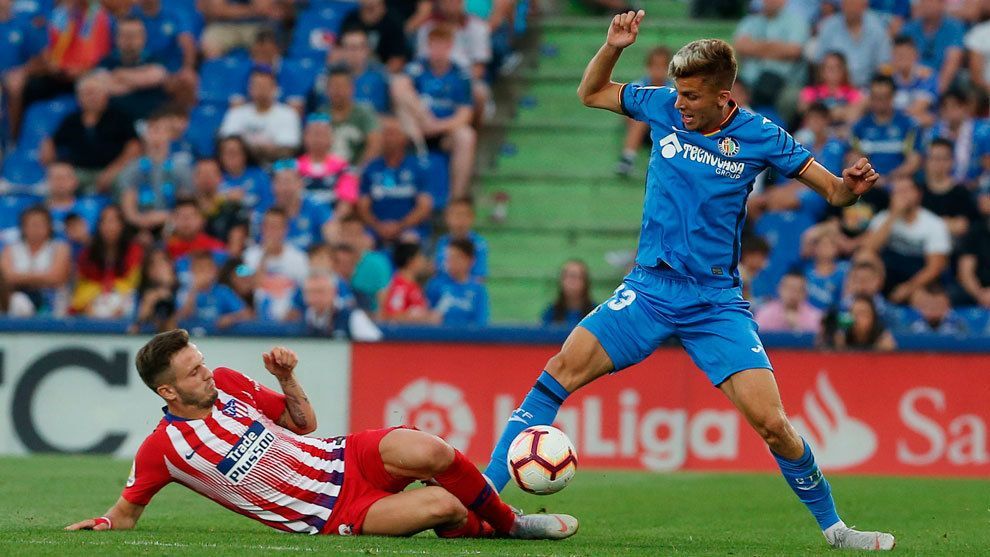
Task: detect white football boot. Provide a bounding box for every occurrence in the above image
[508,513,579,540]
[824,521,896,550]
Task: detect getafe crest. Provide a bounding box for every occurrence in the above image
[717,137,740,157]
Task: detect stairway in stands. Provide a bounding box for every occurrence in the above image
[477,1,735,322]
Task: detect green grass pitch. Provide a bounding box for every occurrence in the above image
[2,456,987,556]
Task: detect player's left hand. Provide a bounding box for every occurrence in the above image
[64,517,110,531]
[263,347,298,380]
[841,157,879,196]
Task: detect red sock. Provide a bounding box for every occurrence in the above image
[433,450,516,534]
[434,510,495,538]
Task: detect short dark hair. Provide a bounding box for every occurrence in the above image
[135,329,190,391]
[805,101,830,119]
[327,64,353,80]
[447,196,475,211]
[646,45,672,65]
[940,88,970,106]
[741,235,770,256]
[393,241,421,269]
[870,74,896,91]
[447,238,476,259]
[264,207,288,222]
[173,198,200,213]
[892,35,916,48]
[19,204,53,234]
[929,137,954,152]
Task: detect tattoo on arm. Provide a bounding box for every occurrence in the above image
[279,377,311,430]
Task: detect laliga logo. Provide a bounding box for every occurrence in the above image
[385,379,476,452]
[791,372,877,469]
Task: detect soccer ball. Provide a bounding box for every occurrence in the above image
[506,425,578,495]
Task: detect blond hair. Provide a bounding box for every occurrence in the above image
[668,39,737,91]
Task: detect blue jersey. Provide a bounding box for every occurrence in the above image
[48,196,107,239]
[252,198,332,252]
[804,260,849,311]
[434,232,489,280]
[132,4,191,72]
[425,275,489,327]
[190,283,245,323]
[360,155,428,224]
[850,111,918,176]
[902,17,965,72]
[354,64,391,113]
[620,84,814,288]
[926,118,990,181]
[0,14,41,73]
[406,59,471,119]
[220,167,272,210]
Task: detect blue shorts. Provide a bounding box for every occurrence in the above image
[578,265,772,386]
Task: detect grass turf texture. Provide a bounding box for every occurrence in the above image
[2,456,987,556]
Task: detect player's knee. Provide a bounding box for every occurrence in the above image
[426,488,467,523]
[545,351,586,392]
[419,435,456,475]
[754,412,791,445]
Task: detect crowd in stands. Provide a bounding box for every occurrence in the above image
[0,0,527,337]
[726,0,990,348]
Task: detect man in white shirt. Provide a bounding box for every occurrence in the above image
[220,67,301,163]
[863,175,950,303]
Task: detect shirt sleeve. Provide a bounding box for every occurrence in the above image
[272,107,301,147]
[212,367,287,421]
[924,215,952,255]
[121,433,172,506]
[620,82,675,124]
[757,117,815,178]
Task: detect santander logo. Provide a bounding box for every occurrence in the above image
[791,372,878,469]
[384,379,476,452]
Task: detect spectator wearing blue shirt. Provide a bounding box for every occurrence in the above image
[901,0,966,94]
[426,238,488,327]
[44,162,106,240]
[217,136,273,210]
[869,0,912,34]
[117,113,193,239]
[850,75,921,180]
[357,117,433,245]
[434,197,488,281]
[176,250,251,328]
[542,259,596,329]
[392,26,476,201]
[882,35,938,128]
[99,17,169,121]
[255,161,333,251]
[801,227,850,310]
[0,0,45,138]
[337,28,391,114]
[131,0,197,105]
[925,89,990,184]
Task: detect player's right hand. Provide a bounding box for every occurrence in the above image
[64,518,110,531]
[607,10,645,49]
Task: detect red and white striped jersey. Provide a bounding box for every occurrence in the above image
[122,367,345,534]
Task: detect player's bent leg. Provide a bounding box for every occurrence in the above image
[379,428,517,535]
[720,369,895,550]
[361,486,467,536]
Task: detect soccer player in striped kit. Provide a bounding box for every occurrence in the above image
[66,329,577,539]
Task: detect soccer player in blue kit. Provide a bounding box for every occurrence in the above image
[483,11,896,551]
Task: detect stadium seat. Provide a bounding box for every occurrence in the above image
[197,54,252,107]
[425,152,451,211]
[287,1,358,61]
[958,307,990,336]
[752,210,817,299]
[18,95,78,151]
[0,147,46,192]
[184,103,227,158]
[280,57,323,105]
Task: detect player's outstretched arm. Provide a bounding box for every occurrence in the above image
[263,347,318,435]
[577,9,645,114]
[797,157,878,207]
[65,497,145,531]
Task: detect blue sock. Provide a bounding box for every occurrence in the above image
[483,371,570,491]
[774,439,841,530]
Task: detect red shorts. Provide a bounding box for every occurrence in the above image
[323,427,415,535]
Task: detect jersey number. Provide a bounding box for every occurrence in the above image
[607,284,637,311]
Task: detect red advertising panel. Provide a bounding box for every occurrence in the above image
[351,344,990,477]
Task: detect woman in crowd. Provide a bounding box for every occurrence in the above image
[827,295,897,351]
[541,259,595,329]
[0,206,71,316]
[798,51,865,126]
[130,248,178,333]
[217,135,273,210]
[71,205,144,317]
